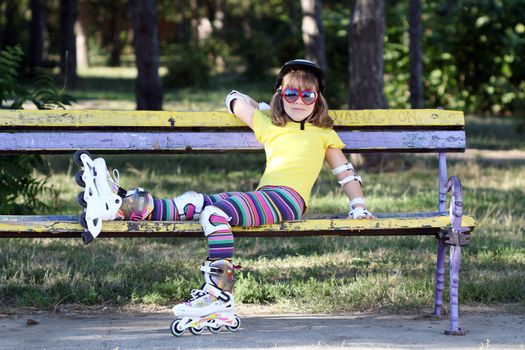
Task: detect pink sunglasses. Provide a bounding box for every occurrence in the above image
[281,88,318,105]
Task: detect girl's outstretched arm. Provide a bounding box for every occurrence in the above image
[225,91,258,129]
[325,147,374,219]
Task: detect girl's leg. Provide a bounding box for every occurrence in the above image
[173,187,304,332]
[201,186,305,261]
[119,186,305,227]
[172,186,305,329]
[149,191,204,221]
[119,190,205,221]
[140,191,248,222]
[143,191,242,222]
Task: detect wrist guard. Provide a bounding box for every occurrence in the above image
[225,90,252,114]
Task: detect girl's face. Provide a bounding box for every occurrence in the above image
[280,71,319,122]
[281,87,317,122]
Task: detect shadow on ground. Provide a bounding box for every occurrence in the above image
[1,307,524,350]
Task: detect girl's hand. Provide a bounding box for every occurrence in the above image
[225,90,257,129]
[225,90,258,113]
[348,206,375,219]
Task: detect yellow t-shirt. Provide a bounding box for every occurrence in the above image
[252,110,345,206]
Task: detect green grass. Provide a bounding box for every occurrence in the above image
[465,114,525,150]
[69,66,273,111]
[1,66,524,312]
[1,155,524,312]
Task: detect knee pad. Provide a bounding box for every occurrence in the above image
[174,191,204,220]
[117,187,154,220]
[199,206,231,237]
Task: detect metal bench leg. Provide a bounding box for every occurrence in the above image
[433,239,446,316]
[443,176,467,335]
[446,244,465,335]
[434,151,447,317]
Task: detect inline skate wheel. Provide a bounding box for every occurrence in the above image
[82,230,94,245]
[225,316,241,332]
[190,326,204,335]
[79,212,88,229]
[170,320,185,337]
[73,150,91,167]
[208,324,222,334]
[75,170,86,187]
[77,191,87,208]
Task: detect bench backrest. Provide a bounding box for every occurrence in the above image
[0,109,465,154]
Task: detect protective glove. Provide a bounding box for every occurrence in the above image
[225,90,254,114]
[348,206,373,219]
[347,197,373,219]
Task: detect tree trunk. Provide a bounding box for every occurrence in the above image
[212,0,225,40]
[109,0,124,67]
[301,0,327,70]
[348,0,387,109]
[75,0,89,70]
[190,0,199,43]
[348,0,387,169]
[3,0,17,49]
[0,0,3,49]
[207,0,225,72]
[130,0,163,110]
[409,0,423,108]
[29,0,46,71]
[60,0,78,87]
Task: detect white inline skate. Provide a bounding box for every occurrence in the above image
[170,259,241,336]
[74,150,127,244]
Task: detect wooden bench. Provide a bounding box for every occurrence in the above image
[0,109,475,335]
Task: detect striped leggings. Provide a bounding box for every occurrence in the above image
[150,186,305,260]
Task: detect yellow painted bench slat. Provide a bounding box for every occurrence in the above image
[0,215,476,237]
[1,109,465,128]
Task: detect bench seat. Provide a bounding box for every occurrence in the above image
[0,213,475,238]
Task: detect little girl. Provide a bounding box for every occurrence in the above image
[76,59,372,335]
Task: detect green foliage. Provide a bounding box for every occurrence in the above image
[224,1,303,80]
[377,0,525,113]
[0,45,26,108]
[0,156,51,214]
[5,0,525,113]
[31,75,77,110]
[164,43,212,88]
[0,46,73,214]
[323,3,351,107]
[241,31,276,79]
[422,0,525,113]
[0,45,76,109]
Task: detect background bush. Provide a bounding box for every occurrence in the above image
[0,45,73,214]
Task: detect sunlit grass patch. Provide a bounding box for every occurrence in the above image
[4,152,520,311]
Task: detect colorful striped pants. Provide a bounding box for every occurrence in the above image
[150,186,305,261]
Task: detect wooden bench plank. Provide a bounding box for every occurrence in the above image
[0,215,476,238]
[0,130,466,154]
[0,109,464,129]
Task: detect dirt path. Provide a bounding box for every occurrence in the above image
[1,306,524,350]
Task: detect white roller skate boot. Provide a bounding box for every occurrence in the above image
[170,259,241,336]
[74,150,127,244]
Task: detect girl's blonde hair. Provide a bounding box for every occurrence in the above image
[270,70,333,128]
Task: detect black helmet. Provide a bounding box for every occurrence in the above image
[274,59,325,94]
